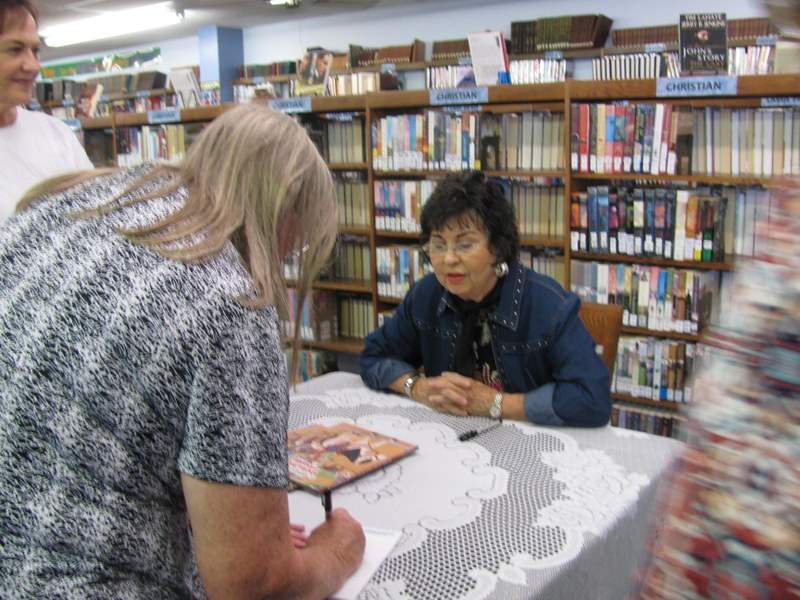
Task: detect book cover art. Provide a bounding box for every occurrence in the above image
[287,423,418,493]
[679,13,728,74]
[296,48,334,96]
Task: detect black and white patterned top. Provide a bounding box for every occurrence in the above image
[0,165,289,598]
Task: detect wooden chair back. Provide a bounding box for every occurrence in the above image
[578,302,624,379]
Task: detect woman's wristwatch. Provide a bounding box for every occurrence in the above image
[489,392,504,419]
[403,374,422,398]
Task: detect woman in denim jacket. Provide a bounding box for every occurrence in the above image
[360,171,611,427]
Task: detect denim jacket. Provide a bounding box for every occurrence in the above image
[360,260,611,427]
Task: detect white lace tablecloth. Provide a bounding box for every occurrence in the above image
[290,372,682,600]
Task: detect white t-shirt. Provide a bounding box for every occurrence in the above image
[0,107,94,223]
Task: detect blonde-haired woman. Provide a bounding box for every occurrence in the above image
[0,104,364,598]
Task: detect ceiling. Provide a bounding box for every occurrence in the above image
[37,0,418,62]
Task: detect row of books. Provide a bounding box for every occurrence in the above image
[508,59,571,85]
[33,71,167,104]
[376,245,433,300]
[115,123,204,168]
[508,183,565,239]
[329,235,371,283]
[304,116,365,165]
[425,65,476,90]
[285,349,337,384]
[325,72,381,97]
[509,14,613,53]
[571,102,800,178]
[338,294,376,339]
[591,52,679,81]
[728,44,779,76]
[570,260,720,334]
[570,186,731,262]
[611,403,688,441]
[283,289,338,342]
[430,38,471,61]
[335,175,370,229]
[373,179,436,233]
[240,61,297,78]
[371,110,564,173]
[349,40,426,67]
[611,17,774,49]
[519,248,566,283]
[613,337,703,404]
[282,290,377,342]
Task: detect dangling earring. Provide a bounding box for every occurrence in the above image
[493,261,509,278]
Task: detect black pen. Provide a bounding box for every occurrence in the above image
[458,420,502,441]
[322,490,332,518]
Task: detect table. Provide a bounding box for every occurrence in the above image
[290,372,682,600]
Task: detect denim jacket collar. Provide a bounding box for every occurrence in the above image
[435,259,525,333]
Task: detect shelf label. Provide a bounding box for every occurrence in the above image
[430,87,489,106]
[756,34,779,46]
[148,108,181,124]
[269,97,312,114]
[252,76,265,84]
[136,89,152,98]
[380,63,396,73]
[644,43,667,53]
[29,101,41,110]
[99,94,110,103]
[762,96,800,107]
[62,118,81,131]
[62,97,74,107]
[544,50,563,60]
[657,75,737,97]
[457,56,473,65]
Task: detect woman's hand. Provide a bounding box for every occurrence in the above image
[417,372,475,416]
[420,374,502,418]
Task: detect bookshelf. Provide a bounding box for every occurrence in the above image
[564,74,800,438]
[278,95,375,366]
[366,84,569,325]
[51,73,800,436]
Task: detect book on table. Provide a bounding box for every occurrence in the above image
[287,422,418,493]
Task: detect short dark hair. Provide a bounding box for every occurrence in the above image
[0,0,38,33]
[420,171,519,264]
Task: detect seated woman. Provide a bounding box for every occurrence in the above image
[360,171,611,427]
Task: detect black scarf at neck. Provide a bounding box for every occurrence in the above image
[450,280,503,377]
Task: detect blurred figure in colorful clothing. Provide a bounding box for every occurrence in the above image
[634,8,800,596]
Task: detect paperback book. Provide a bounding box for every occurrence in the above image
[287,422,418,493]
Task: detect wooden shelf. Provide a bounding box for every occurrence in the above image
[570,251,735,271]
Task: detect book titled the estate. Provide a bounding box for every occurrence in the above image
[287,422,418,493]
[679,13,728,74]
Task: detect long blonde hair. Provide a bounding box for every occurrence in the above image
[18,104,338,380]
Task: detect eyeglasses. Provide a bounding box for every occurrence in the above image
[422,240,483,258]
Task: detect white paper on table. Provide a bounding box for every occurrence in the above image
[332,527,401,600]
[288,490,401,600]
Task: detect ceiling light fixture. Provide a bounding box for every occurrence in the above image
[40,2,184,48]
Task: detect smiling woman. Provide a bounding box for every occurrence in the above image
[360,170,612,428]
[0,0,93,222]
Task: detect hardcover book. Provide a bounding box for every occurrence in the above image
[679,13,728,74]
[287,422,418,493]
